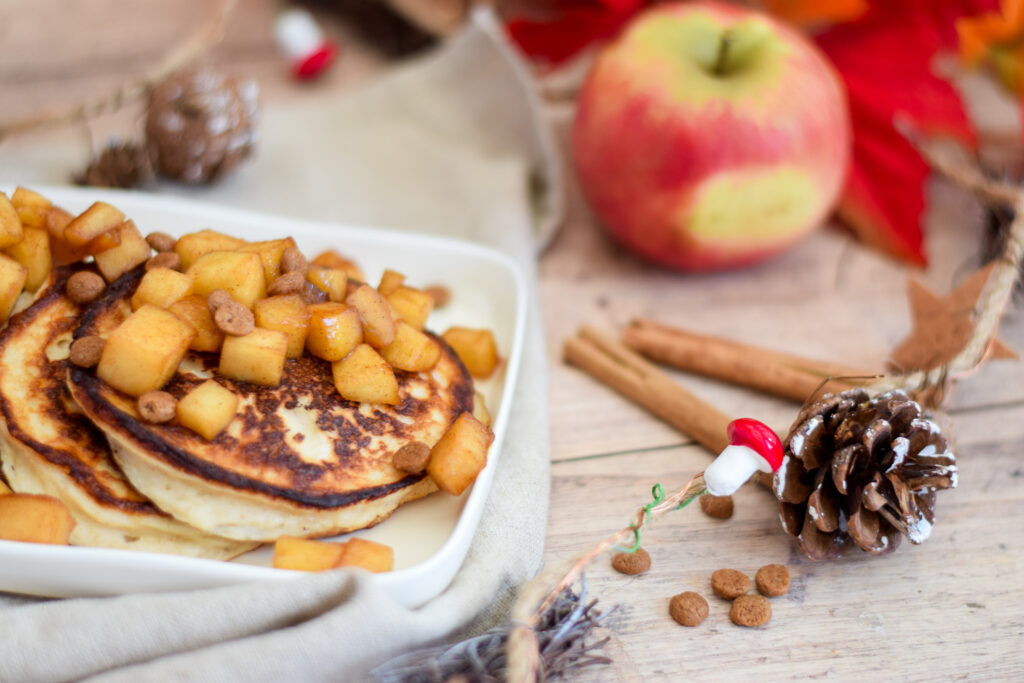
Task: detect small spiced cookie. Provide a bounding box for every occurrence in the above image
[699,494,734,519]
[710,568,750,599]
[755,564,790,597]
[669,592,708,627]
[730,594,772,627]
[611,547,651,575]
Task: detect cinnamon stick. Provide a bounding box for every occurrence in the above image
[624,319,877,403]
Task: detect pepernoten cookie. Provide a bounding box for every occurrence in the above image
[730,595,772,627]
[669,592,708,626]
[611,547,651,575]
[755,564,790,597]
[710,568,750,599]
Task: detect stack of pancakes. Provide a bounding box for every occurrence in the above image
[0,266,474,559]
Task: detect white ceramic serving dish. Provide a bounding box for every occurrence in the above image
[0,186,527,607]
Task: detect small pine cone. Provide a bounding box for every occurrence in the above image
[145,66,259,184]
[773,389,957,561]
[75,141,153,189]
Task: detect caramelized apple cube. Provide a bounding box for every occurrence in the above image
[380,321,441,372]
[10,187,51,228]
[254,295,310,358]
[0,494,75,545]
[96,305,196,397]
[306,265,348,302]
[3,227,51,292]
[131,268,194,310]
[0,193,24,249]
[442,327,500,378]
[387,286,434,330]
[0,253,28,322]
[176,379,238,440]
[331,344,399,405]
[188,251,266,309]
[63,201,124,248]
[273,536,346,571]
[174,229,246,270]
[219,327,289,386]
[169,295,225,352]
[336,538,394,573]
[45,206,88,265]
[377,269,405,297]
[346,284,395,348]
[305,303,362,361]
[427,412,493,495]
[236,237,296,283]
[93,220,152,282]
[311,249,365,281]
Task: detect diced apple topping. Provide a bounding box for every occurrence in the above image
[377,269,405,297]
[63,201,124,249]
[219,327,289,386]
[0,192,25,249]
[311,249,364,281]
[236,237,297,283]
[0,494,76,545]
[331,343,399,405]
[176,379,238,440]
[10,187,51,228]
[306,265,348,302]
[336,537,394,573]
[174,229,246,270]
[254,295,310,358]
[273,535,346,571]
[442,327,500,378]
[387,286,434,330]
[93,220,152,282]
[426,412,493,495]
[346,283,396,348]
[380,321,441,373]
[188,250,267,309]
[0,253,28,323]
[96,305,196,397]
[169,295,225,352]
[131,268,194,311]
[305,302,362,361]
[3,227,51,292]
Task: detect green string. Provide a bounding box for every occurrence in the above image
[616,483,698,553]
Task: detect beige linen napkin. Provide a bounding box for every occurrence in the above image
[0,9,557,681]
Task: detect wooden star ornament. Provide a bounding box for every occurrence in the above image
[889,263,1017,373]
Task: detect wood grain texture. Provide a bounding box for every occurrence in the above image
[1,1,1022,679]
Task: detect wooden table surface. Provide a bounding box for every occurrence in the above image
[2,2,1022,680]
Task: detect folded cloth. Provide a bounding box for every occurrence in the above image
[0,9,557,681]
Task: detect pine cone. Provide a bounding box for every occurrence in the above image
[145,67,259,184]
[773,389,957,561]
[75,142,153,189]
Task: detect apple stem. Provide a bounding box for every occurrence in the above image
[714,30,733,76]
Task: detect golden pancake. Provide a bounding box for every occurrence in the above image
[68,268,474,541]
[0,267,255,558]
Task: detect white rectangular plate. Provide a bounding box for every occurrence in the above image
[0,186,528,607]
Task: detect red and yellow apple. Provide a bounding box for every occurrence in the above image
[572,1,851,270]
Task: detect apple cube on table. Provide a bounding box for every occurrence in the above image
[93,220,152,282]
[306,265,348,302]
[331,344,399,405]
[174,229,246,270]
[254,295,310,359]
[236,237,296,283]
[346,284,395,348]
[272,536,346,571]
[96,304,196,397]
[336,538,394,573]
[305,303,362,362]
[188,251,266,309]
[131,268,194,311]
[176,379,238,440]
[0,253,28,323]
[10,187,51,228]
[0,493,76,545]
[311,249,364,281]
[3,227,51,292]
[380,321,441,373]
[441,327,500,378]
[427,412,493,495]
[219,327,289,386]
[0,192,24,249]
[387,286,434,331]
[169,295,225,353]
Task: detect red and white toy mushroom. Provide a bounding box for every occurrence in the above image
[704,418,784,496]
[274,7,338,80]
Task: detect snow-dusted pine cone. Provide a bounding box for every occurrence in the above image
[75,141,153,189]
[773,389,957,561]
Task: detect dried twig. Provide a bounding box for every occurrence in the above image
[0,0,236,143]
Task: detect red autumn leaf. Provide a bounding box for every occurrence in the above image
[505,0,645,65]
[815,1,996,265]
